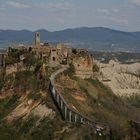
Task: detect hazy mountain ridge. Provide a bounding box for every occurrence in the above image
[0,27,140,52]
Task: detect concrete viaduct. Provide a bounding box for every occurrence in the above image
[49,67,110,136]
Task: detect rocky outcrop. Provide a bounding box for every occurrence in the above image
[73,54,93,79]
[5,62,35,75]
[5,93,55,123]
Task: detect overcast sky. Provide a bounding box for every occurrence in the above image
[0,0,140,31]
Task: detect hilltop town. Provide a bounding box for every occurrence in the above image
[0,32,94,79]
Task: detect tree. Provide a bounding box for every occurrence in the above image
[72,48,77,54]
[92,64,99,72]
[29,47,32,52]
[23,53,37,69]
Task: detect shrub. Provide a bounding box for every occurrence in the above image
[28,91,42,100]
[0,69,5,90]
[6,49,25,65]
[14,71,37,91]
[92,64,99,72]
[23,53,37,69]
[69,63,75,73]
[5,56,17,65]
[34,60,42,74]
[72,48,77,54]
[122,94,140,108]
[18,116,39,135]
[0,95,19,120]
[63,63,76,80]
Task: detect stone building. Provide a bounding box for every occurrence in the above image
[51,47,58,63]
[33,33,73,64]
[35,32,41,48]
[57,44,72,64]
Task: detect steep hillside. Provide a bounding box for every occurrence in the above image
[0,66,140,139]
[55,68,140,139]
[0,49,140,139]
[0,68,101,140]
[99,61,140,96]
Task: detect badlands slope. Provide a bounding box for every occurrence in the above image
[98,60,140,96]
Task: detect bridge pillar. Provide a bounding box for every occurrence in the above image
[57,94,59,104]
[80,117,84,124]
[52,87,56,97]
[83,118,85,124]
[64,105,67,120]
[60,99,63,110]
[74,114,77,122]
[87,120,90,125]
[69,110,72,122]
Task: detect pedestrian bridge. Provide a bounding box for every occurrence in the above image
[49,67,110,136]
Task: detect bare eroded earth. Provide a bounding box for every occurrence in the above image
[98,60,140,96]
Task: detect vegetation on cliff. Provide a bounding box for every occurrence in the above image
[0,49,139,140]
[56,68,140,139]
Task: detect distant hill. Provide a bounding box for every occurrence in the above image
[0,27,140,52]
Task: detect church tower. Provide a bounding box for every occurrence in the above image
[35,32,40,48]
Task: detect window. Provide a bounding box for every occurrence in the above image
[52,57,55,61]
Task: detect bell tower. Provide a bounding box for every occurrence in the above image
[35,32,40,48]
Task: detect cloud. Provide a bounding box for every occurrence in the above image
[101,16,128,26]
[111,8,119,13]
[130,0,140,5]
[97,8,109,14]
[47,2,73,11]
[111,18,128,26]
[32,2,74,12]
[96,7,128,26]
[7,1,30,8]
[97,7,119,15]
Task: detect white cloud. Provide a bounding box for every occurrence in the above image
[130,0,140,5]
[97,8,109,14]
[101,16,128,26]
[97,7,119,15]
[111,18,128,26]
[111,8,119,13]
[7,1,30,8]
[47,2,73,11]
[32,2,74,12]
